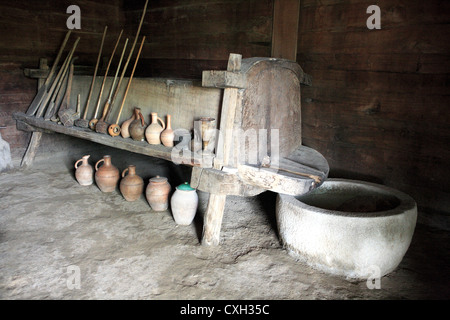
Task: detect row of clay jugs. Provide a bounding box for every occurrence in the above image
[171,182,199,225]
[95,155,120,192]
[146,175,171,211]
[75,155,94,186]
[129,107,146,141]
[120,165,144,201]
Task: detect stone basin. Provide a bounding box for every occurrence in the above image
[276,179,417,279]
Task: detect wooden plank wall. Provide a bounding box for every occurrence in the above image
[123,0,273,78]
[297,0,450,215]
[0,0,125,158]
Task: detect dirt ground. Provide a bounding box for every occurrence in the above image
[1,143,450,301]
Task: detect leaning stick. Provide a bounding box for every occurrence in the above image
[75,25,108,128]
[108,36,146,137]
[35,37,80,118]
[88,29,123,130]
[58,58,78,126]
[94,38,128,133]
[26,30,72,116]
[44,55,71,120]
[100,0,149,131]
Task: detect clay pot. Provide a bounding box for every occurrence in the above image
[120,165,144,201]
[120,111,136,139]
[94,155,120,192]
[146,175,171,211]
[74,155,94,186]
[129,108,146,141]
[145,112,165,145]
[160,114,175,147]
[170,182,198,225]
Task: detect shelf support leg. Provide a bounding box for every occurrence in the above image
[21,58,48,168]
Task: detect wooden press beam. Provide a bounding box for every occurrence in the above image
[201,53,242,246]
[20,58,48,168]
[271,0,300,61]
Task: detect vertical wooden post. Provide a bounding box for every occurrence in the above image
[201,53,242,246]
[21,58,48,168]
[271,0,300,61]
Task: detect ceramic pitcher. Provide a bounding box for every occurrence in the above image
[74,155,94,186]
[120,164,144,201]
[160,114,175,147]
[94,155,120,192]
[145,112,165,145]
[146,175,171,211]
[120,110,136,139]
[129,107,146,141]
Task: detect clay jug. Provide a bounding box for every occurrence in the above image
[170,182,198,225]
[95,155,120,192]
[160,114,175,147]
[129,108,146,141]
[146,175,171,211]
[120,165,144,201]
[120,111,136,139]
[145,112,165,145]
[74,155,94,186]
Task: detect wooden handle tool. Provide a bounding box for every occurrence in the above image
[108,36,146,137]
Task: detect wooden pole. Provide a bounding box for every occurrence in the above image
[20,58,48,168]
[271,0,300,61]
[201,53,242,246]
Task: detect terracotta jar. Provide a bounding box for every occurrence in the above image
[129,107,146,141]
[74,155,94,186]
[145,112,165,145]
[170,182,198,225]
[120,165,144,201]
[146,175,171,211]
[94,155,120,192]
[120,111,136,139]
[160,114,175,147]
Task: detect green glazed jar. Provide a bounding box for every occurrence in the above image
[170,182,198,225]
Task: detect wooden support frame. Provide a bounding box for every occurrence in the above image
[20,58,48,168]
[15,54,327,247]
[201,53,242,246]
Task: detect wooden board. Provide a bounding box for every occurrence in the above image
[272,0,300,60]
[13,112,214,168]
[69,76,222,131]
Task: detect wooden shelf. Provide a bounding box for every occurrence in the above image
[13,112,213,168]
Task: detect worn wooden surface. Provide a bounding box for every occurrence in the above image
[239,58,303,161]
[13,112,213,168]
[68,75,222,132]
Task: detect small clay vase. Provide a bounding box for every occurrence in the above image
[129,108,146,141]
[94,155,120,192]
[120,165,144,201]
[120,111,136,139]
[170,182,198,225]
[145,112,165,145]
[145,175,171,211]
[74,155,94,186]
[160,114,175,147]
